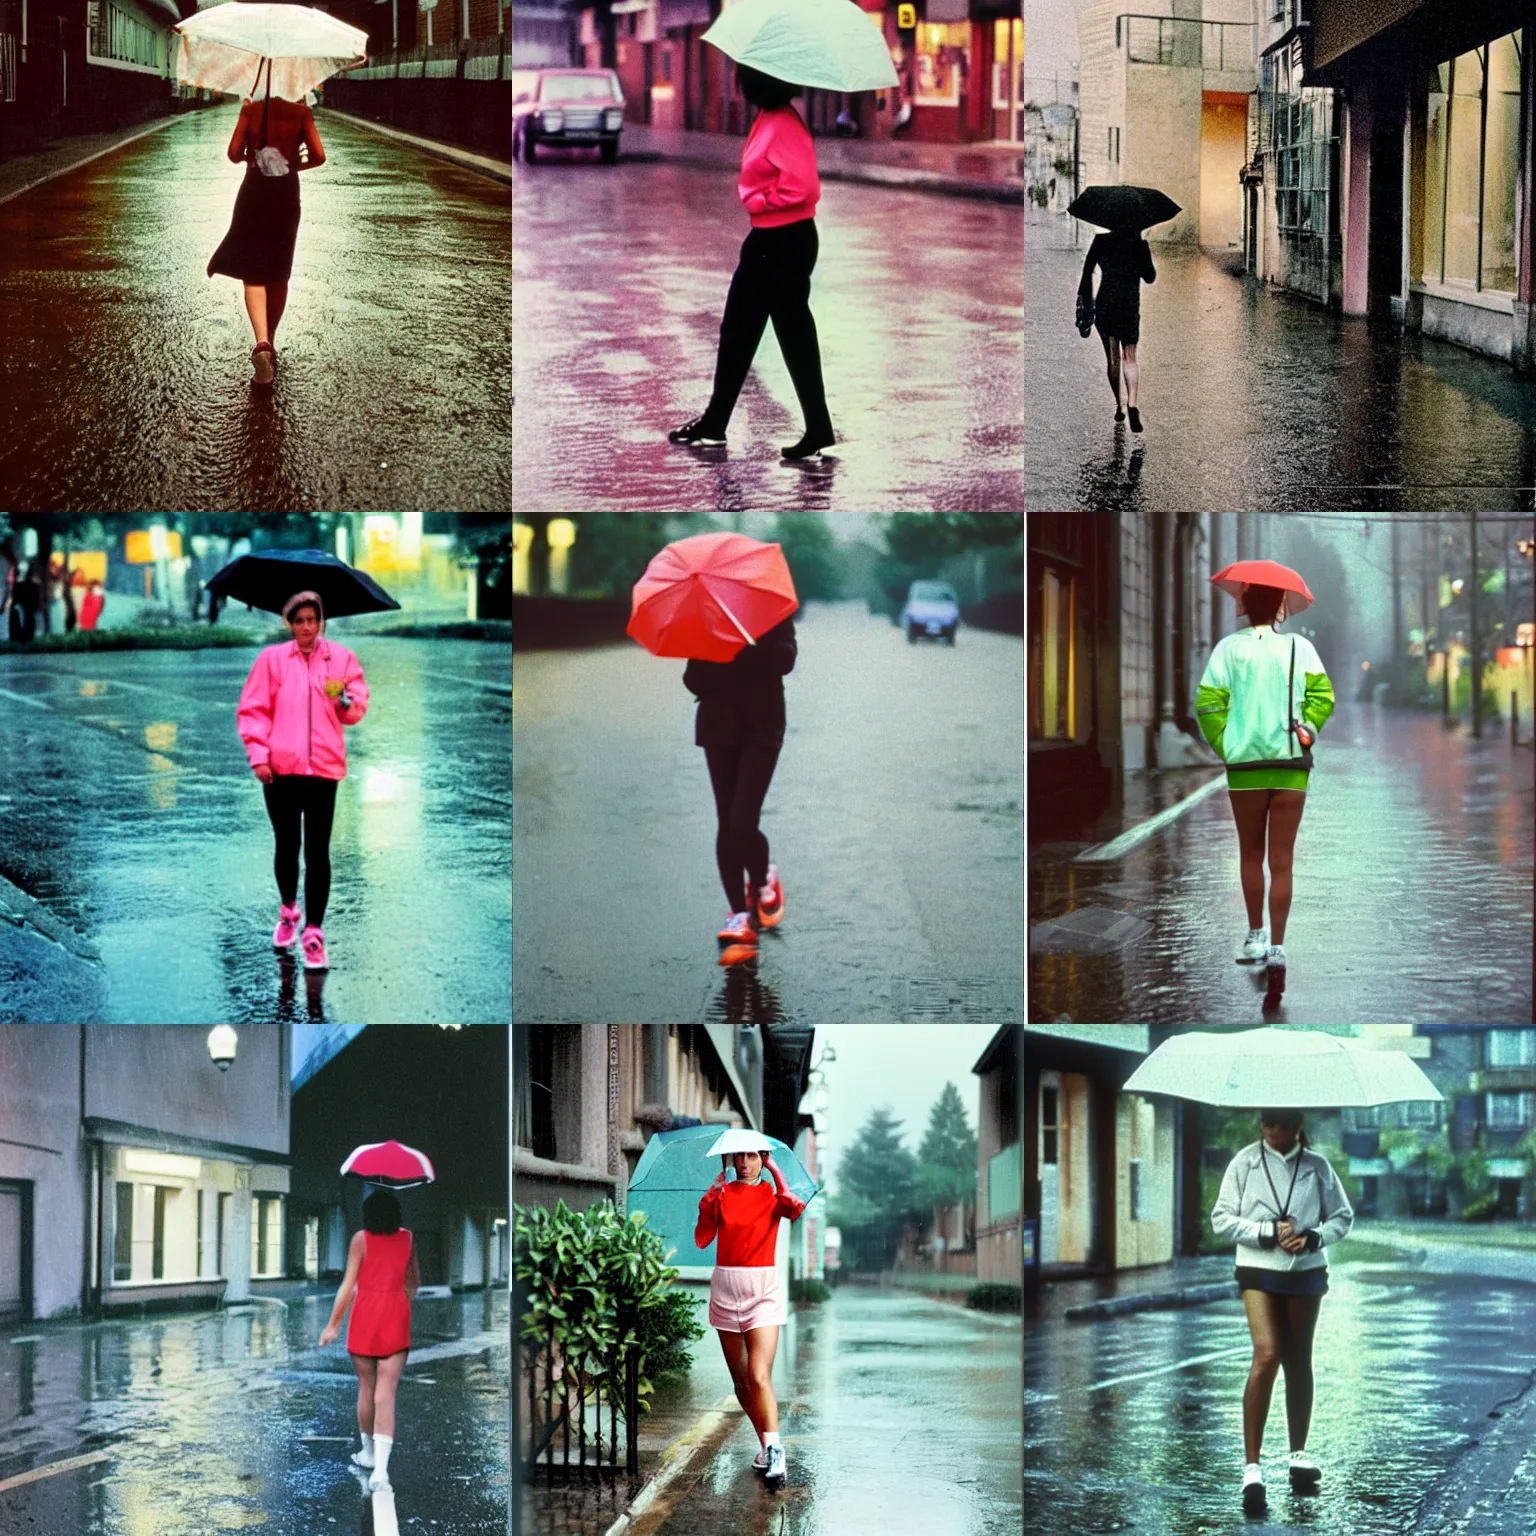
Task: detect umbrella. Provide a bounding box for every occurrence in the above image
[1210,559,1316,618]
[700,0,898,93]
[1068,184,1182,232]
[174,3,368,102]
[705,1128,776,1157]
[1122,1028,1444,1109]
[630,1124,818,1204]
[626,531,799,662]
[205,548,400,620]
[341,1140,437,1189]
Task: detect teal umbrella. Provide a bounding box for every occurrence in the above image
[700,0,898,93]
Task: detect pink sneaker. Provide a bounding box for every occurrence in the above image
[301,925,329,971]
[273,902,302,950]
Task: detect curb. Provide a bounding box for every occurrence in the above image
[0,114,182,208]
[600,1393,743,1536]
[320,109,511,184]
[1066,1280,1239,1321]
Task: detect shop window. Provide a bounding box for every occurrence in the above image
[1029,563,1076,741]
[1487,1028,1536,1067]
[915,22,969,108]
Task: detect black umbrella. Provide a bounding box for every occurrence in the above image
[1068,184,1182,232]
[204,548,401,619]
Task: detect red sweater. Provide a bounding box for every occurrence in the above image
[738,106,820,229]
[695,1174,807,1266]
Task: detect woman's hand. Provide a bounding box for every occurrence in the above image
[319,1322,339,1346]
[253,763,274,784]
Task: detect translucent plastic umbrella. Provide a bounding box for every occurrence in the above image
[701,0,898,92]
[174,3,368,101]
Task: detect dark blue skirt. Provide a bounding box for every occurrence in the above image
[1235,1264,1329,1297]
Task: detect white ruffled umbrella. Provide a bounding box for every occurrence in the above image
[174,2,368,102]
[701,0,898,92]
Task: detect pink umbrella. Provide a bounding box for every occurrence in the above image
[1209,559,1315,617]
[340,1140,436,1189]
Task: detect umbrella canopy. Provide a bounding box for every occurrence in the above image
[174,3,368,101]
[340,1140,436,1188]
[1210,559,1316,618]
[1068,184,1182,232]
[701,0,897,93]
[705,1128,776,1157]
[627,531,799,662]
[1122,1028,1444,1109]
[630,1124,818,1203]
[205,548,400,620]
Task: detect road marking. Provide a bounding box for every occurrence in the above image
[0,1451,111,1495]
[372,1486,400,1536]
[7,1336,43,1345]
[1073,772,1227,863]
[0,687,51,711]
[1083,1343,1252,1393]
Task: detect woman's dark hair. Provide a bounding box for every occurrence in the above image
[1260,1108,1310,1149]
[362,1190,402,1234]
[1243,584,1286,627]
[737,64,801,110]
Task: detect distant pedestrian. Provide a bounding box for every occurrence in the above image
[1211,1109,1353,1516]
[208,79,327,386]
[1195,582,1334,1001]
[79,582,105,632]
[318,1189,420,1493]
[10,562,40,644]
[695,1142,806,1489]
[0,539,15,624]
[236,591,369,973]
[1077,228,1156,433]
[669,65,836,461]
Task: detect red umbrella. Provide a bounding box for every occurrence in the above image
[1210,559,1315,617]
[340,1140,436,1189]
[627,531,799,662]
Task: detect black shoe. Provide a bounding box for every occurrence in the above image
[1128,407,1143,433]
[1114,409,1126,423]
[668,416,726,445]
[781,428,835,461]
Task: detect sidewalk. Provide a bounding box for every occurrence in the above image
[618,121,1024,204]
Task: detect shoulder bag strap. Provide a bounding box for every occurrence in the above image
[1288,636,1296,755]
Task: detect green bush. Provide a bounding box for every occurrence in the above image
[0,626,257,651]
[789,1278,831,1304]
[1461,1191,1499,1222]
[633,1286,705,1379]
[966,1284,1021,1313]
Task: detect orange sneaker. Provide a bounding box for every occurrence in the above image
[752,867,784,929]
[717,911,758,946]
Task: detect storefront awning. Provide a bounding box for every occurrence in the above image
[1311,0,1430,73]
[83,1117,292,1167]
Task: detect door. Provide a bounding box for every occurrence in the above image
[0,1186,22,1318]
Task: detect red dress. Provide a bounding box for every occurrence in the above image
[346,1228,413,1358]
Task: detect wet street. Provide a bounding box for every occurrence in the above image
[0,638,512,1023]
[1026,213,1536,512]
[0,109,510,512]
[0,1284,508,1534]
[512,602,1023,1024]
[1030,704,1534,1024]
[1025,1258,1536,1536]
[512,158,1024,510]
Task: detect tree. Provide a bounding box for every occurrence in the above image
[561,514,717,599]
[772,513,844,600]
[836,1107,922,1271]
[915,1082,977,1209]
[873,514,1023,616]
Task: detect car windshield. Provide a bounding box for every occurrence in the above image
[908,582,957,602]
[512,71,538,102]
[540,75,618,102]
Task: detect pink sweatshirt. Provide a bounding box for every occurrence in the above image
[738,105,820,228]
[237,637,370,782]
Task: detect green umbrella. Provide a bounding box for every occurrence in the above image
[701,0,898,93]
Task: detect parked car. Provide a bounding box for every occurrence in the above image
[900,580,960,644]
[513,69,625,164]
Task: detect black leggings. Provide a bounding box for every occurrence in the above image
[702,220,832,437]
[704,742,781,911]
[262,775,338,926]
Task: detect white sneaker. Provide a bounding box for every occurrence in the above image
[1242,1462,1266,1513]
[368,1466,391,1492]
[1266,943,1287,970]
[764,1443,786,1486]
[752,1444,769,1471]
[350,1449,375,1470]
[1239,928,1268,963]
[1289,1449,1321,1490]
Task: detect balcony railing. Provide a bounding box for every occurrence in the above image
[1116,15,1254,74]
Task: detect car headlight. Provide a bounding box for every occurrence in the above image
[539,110,564,131]
[604,108,623,130]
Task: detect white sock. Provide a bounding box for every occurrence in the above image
[763,1431,780,1449]
[373,1434,392,1480]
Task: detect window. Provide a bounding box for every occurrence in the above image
[152,1187,167,1280]
[251,1196,283,1278]
[514,1028,557,1160]
[1041,1085,1059,1165]
[197,1191,204,1278]
[1404,1099,1439,1127]
[1487,1092,1532,1129]
[218,1193,229,1277]
[1029,563,1076,741]
[114,1182,133,1283]
[1342,1105,1382,1132]
[1487,1028,1536,1067]
[1108,125,1121,165]
[1263,37,1337,303]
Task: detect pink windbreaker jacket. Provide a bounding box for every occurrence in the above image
[237,637,370,781]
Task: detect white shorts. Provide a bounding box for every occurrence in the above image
[708,1264,786,1333]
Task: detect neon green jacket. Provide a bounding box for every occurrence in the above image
[1196,625,1334,768]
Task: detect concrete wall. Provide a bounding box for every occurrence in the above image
[977,1219,1020,1284]
[1127,62,1203,243]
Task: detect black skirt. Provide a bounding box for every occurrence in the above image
[208,165,301,285]
[1093,276,1142,345]
[1235,1265,1329,1297]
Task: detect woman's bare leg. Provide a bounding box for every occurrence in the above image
[1266,790,1307,944]
[1280,1295,1321,1451]
[1122,342,1140,407]
[350,1353,377,1436]
[372,1349,407,1439]
[268,282,289,344]
[718,1329,764,1444]
[744,1324,780,1436]
[1242,1290,1284,1463]
[1099,331,1121,408]
[1228,790,1269,930]
[243,283,269,345]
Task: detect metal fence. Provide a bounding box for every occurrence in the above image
[518,1318,640,1484]
[1115,15,1254,74]
[344,35,507,83]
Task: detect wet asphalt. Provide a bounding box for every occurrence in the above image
[0,638,512,1023]
[1026,212,1536,512]
[0,108,510,512]
[1030,703,1534,1025]
[0,1285,509,1534]
[511,602,1024,1024]
[512,157,1024,511]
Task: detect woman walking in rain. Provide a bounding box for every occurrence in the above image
[320,1190,420,1492]
[208,74,327,386]
[668,65,836,461]
[237,591,369,972]
[1211,1108,1353,1515]
[683,607,796,956]
[1196,578,1333,1001]
[1077,227,1156,433]
[695,1138,806,1487]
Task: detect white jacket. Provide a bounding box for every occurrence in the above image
[1210,1140,1354,1272]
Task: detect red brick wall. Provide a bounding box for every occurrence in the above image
[467,0,501,40]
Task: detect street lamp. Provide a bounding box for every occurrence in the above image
[207,1026,237,1071]
[512,522,533,596]
[547,519,576,597]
